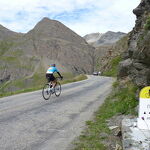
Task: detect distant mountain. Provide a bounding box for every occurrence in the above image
[83,33,102,44]
[83,31,127,74]
[84,31,126,47]
[0,17,94,92]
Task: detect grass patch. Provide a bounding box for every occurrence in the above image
[11,79,26,88]
[102,56,122,77]
[0,41,14,56]
[144,16,150,30]
[11,49,23,56]
[1,56,18,62]
[73,80,138,150]
[0,74,87,98]
[0,86,43,98]
[61,74,87,84]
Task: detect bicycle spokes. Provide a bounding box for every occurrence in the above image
[42,82,62,100]
[42,84,51,100]
[54,82,61,97]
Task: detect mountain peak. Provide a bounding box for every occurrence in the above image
[84,31,126,47]
[41,17,51,21]
[39,17,56,24]
[27,17,86,44]
[32,17,62,31]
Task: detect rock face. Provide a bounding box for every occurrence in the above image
[84,31,127,73]
[96,31,126,46]
[0,17,94,92]
[118,0,150,88]
[84,31,126,47]
[18,17,95,74]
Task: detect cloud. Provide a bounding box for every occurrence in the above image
[0,0,141,36]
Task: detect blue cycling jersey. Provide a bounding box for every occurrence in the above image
[46,67,58,74]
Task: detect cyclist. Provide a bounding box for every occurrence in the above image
[46,64,63,90]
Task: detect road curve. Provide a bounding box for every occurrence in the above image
[0,76,114,150]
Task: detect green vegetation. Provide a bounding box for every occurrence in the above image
[0,41,14,56]
[0,85,43,98]
[11,79,25,89]
[137,29,150,60]
[11,49,23,56]
[95,57,101,71]
[144,16,150,30]
[73,80,138,150]
[102,56,122,77]
[115,35,129,52]
[0,74,87,98]
[60,72,75,79]
[1,56,19,63]
[138,31,146,46]
[61,74,87,84]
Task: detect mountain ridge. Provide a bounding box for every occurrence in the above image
[84,31,126,47]
[0,17,94,92]
[0,24,23,41]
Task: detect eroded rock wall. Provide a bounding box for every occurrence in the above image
[119,0,150,88]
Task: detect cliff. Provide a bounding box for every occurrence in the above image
[119,0,150,88]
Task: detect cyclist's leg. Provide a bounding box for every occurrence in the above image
[48,74,56,88]
[52,79,57,88]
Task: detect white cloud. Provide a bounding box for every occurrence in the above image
[0,0,141,36]
[63,0,141,35]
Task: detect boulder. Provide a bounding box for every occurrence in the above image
[118,59,132,78]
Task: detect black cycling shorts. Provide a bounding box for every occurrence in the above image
[46,74,56,82]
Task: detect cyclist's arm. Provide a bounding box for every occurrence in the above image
[54,67,63,79]
[57,72,63,79]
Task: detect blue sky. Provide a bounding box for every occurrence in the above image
[0,0,140,36]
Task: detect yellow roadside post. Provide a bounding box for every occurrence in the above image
[137,86,150,130]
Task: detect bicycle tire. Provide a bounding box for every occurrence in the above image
[54,82,61,97]
[42,84,51,100]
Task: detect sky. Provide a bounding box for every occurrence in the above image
[0,0,141,36]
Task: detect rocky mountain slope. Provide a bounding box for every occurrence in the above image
[0,17,94,92]
[84,31,126,47]
[84,31,127,73]
[0,24,23,41]
[119,0,150,88]
[97,35,129,75]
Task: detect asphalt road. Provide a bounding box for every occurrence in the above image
[0,76,114,150]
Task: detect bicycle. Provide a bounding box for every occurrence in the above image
[42,77,62,100]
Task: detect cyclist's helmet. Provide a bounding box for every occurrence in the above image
[51,64,56,67]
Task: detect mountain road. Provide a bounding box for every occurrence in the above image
[0,76,114,150]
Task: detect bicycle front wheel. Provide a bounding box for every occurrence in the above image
[54,82,61,97]
[42,84,51,100]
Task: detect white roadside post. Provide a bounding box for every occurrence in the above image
[137,86,150,130]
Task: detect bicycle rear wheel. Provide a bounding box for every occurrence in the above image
[42,84,51,100]
[54,82,61,97]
